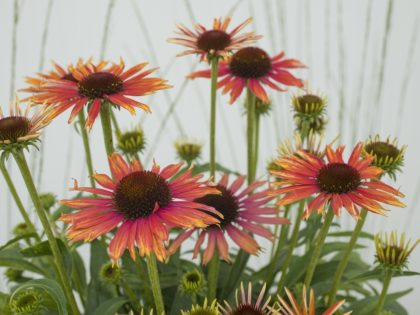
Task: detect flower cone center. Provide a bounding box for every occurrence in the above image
[197,30,231,52]
[231,305,264,315]
[114,171,171,219]
[0,116,31,142]
[365,141,400,160]
[317,163,361,194]
[78,72,123,98]
[194,185,239,228]
[229,47,271,79]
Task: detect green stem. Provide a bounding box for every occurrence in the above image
[277,202,305,293]
[265,204,291,290]
[78,110,96,187]
[207,249,219,301]
[100,101,114,157]
[209,57,219,179]
[220,88,257,299]
[110,110,121,137]
[270,204,291,258]
[253,112,260,178]
[121,280,142,314]
[0,162,37,236]
[246,88,256,183]
[374,269,393,315]
[327,208,368,305]
[12,150,80,315]
[146,254,165,314]
[304,207,334,288]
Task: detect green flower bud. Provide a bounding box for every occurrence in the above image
[175,139,203,164]
[99,262,122,284]
[181,269,206,295]
[375,231,420,272]
[9,289,43,315]
[292,93,326,116]
[117,127,146,156]
[181,299,218,315]
[4,268,23,282]
[12,223,31,236]
[363,135,406,180]
[39,192,56,211]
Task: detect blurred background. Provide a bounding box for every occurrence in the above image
[0,0,419,312]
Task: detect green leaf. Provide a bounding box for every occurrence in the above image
[346,288,412,315]
[350,269,420,282]
[10,279,68,315]
[0,249,48,276]
[0,233,38,251]
[328,230,374,240]
[91,297,128,315]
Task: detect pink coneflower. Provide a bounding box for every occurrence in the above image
[271,144,405,218]
[278,286,350,315]
[168,16,261,61]
[60,153,222,262]
[219,282,279,314]
[23,59,170,129]
[188,47,305,104]
[169,174,289,264]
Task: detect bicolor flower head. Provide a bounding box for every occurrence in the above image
[0,100,58,153]
[277,286,350,315]
[189,48,305,104]
[271,144,405,219]
[219,282,279,314]
[23,58,171,129]
[169,174,289,264]
[60,153,221,262]
[363,135,406,180]
[168,16,261,61]
[375,231,420,272]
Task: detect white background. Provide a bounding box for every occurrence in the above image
[0,0,419,313]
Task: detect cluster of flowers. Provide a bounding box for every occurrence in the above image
[0,14,417,315]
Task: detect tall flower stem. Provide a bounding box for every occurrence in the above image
[374,269,393,315]
[247,88,257,183]
[304,207,334,288]
[78,110,96,187]
[327,208,368,305]
[207,57,220,302]
[0,161,37,235]
[276,201,305,293]
[121,280,142,313]
[12,150,81,315]
[265,204,292,290]
[209,57,219,178]
[270,204,291,258]
[146,253,165,314]
[100,101,115,157]
[253,112,260,177]
[220,88,257,299]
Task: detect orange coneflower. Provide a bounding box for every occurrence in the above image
[168,16,261,61]
[271,144,405,219]
[23,59,171,129]
[0,100,58,146]
[60,153,222,262]
[169,174,289,264]
[188,47,305,104]
[278,286,350,315]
